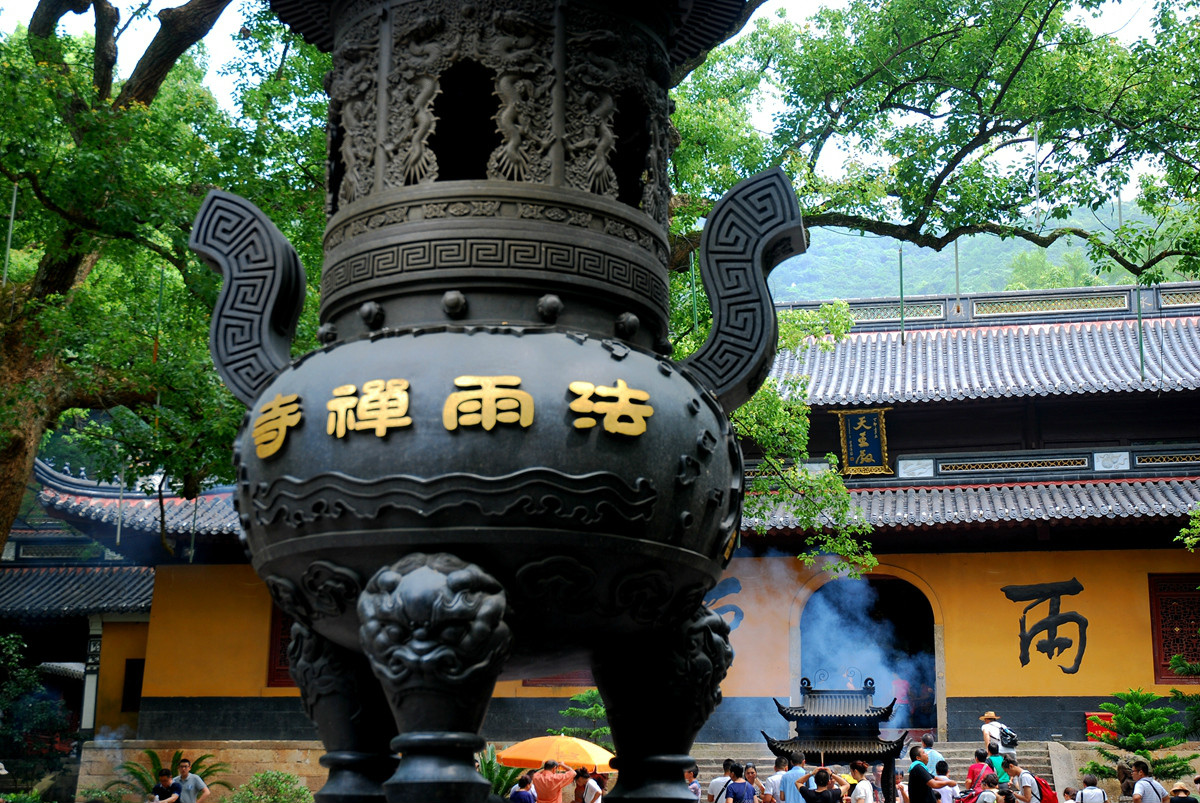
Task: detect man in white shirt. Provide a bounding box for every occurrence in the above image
[172,759,210,803]
[1002,759,1035,803]
[1131,761,1169,803]
[709,759,734,803]
[763,757,789,803]
[980,711,1017,761]
[576,769,603,803]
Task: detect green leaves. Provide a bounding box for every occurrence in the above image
[0,634,75,788]
[550,689,613,751]
[671,0,1200,279]
[1079,689,1200,781]
[477,745,527,797]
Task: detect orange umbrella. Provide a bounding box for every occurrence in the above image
[495,735,615,773]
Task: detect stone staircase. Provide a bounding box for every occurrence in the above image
[689,742,1055,790]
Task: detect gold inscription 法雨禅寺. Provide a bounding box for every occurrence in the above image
[568,378,654,436]
[326,379,413,438]
[443,375,534,431]
[253,393,303,458]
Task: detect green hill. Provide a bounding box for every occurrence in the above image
[768,204,1151,302]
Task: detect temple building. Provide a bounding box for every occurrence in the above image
[3,281,1199,750]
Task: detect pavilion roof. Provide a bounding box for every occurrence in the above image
[34,461,239,538]
[0,566,154,618]
[774,695,896,721]
[762,732,908,762]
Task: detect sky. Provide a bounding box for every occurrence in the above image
[1,0,1159,114]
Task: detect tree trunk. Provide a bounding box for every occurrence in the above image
[0,321,65,551]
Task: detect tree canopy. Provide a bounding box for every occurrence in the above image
[671,0,1200,282]
[5,0,1200,572]
[0,0,327,550]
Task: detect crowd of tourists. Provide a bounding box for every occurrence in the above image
[692,710,1200,803]
[509,760,609,803]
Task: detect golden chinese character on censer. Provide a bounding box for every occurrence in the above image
[253,393,302,458]
[326,379,412,438]
[443,375,534,431]
[568,378,654,436]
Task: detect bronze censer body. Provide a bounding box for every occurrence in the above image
[188,0,805,801]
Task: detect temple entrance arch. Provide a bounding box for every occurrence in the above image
[789,567,947,739]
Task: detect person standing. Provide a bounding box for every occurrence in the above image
[575,769,603,803]
[906,747,957,803]
[933,761,958,803]
[977,775,1002,803]
[150,769,181,803]
[686,767,703,801]
[1131,761,1169,803]
[1076,776,1107,803]
[746,764,766,803]
[1002,759,1034,803]
[172,759,210,803]
[848,761,874,803]
[512,776,537,803]
[764,758,789,803]
[711,760,736,803]
[780,758,812,803]
[533,760,578,803]
[980,712,1016,761]
[726,764,757,803]
[1169,783,1198,803]
[796,768,848,803]
[965,749,990,792]
[921,736,945,776]
[985,744,1009,791]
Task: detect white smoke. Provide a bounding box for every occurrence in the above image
[799,578,934,730]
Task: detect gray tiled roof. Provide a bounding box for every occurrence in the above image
[774,315,1200,406]
[756,477,1200,530]
[33,467,1200,535]
[35,462,239,537]
[776,694,895,720]
[0,566,154,617]
[763,732,908,760]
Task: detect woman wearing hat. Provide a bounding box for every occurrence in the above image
[980,712,1017,761]
[1169,783,1198,803]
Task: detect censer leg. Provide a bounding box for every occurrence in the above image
[288,621,399,803]
[592,605,733,803]
[357,553,513,803]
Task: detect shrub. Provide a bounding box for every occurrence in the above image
[477,744,525,797]
[78,787,128,803]
[105,750,231,796]
[226,771,314,803]
[1080,688,1200,781]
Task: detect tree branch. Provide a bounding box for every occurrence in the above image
[989,0,1064,116]
[0,165,188,273]
[114,0,235,109]
[92,0,119,102]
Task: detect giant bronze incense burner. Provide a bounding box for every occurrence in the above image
[189,0,805,801]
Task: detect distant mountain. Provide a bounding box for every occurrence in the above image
[768,204,1148,302]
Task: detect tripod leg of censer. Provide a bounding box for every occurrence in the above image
[592,604,733,802]
[357,553,513,803]
[288,621,399,803]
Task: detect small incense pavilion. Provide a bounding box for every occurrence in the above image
[763,678,906,803]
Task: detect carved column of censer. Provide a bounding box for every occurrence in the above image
[188,0,806,801]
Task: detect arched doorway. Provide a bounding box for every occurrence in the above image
[797,576,937,731]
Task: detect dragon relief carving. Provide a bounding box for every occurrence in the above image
[565,29,622,197]
[485,10,554,183]
[331,17,381,207]
[385,14,457,187]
